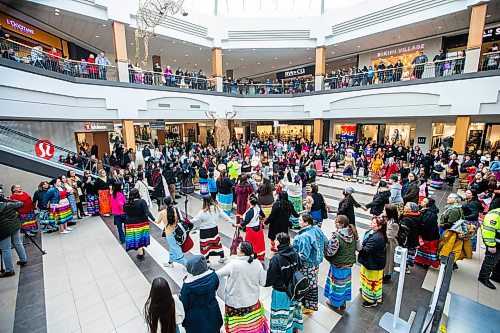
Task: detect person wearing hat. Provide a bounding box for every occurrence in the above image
[338,187,361,226]
[362,181,391,216]
[180,255,223,333]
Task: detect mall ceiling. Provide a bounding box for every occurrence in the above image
[4,0,500,79]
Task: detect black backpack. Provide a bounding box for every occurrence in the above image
[397,223,410,246]
[284,254,310,301]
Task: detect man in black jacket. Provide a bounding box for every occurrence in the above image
[338,187,361,226]
[0,188,28,278]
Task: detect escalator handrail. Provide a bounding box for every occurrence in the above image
[0,124,112,169]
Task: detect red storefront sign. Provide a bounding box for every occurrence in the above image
[35,139,55,160]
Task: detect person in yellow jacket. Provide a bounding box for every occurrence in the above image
[227,155,240,181]
[478,199,500,290]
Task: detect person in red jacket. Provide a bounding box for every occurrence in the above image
[10,184,38,236]
[87,53,98,79]
[235,174,254,224]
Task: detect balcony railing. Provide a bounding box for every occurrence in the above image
[127,68,216,91]
[324,57,466,90]
[479,51,500,72]
[0,38,117,81]
[222,80,315,95]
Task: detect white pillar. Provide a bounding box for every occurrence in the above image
[315,75,324,91]
[415,118,433,153]
[117,62,129,83]
[216,77,223,92]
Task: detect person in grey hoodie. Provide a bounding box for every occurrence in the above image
[388,174,404,217]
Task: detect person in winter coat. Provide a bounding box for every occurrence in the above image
[363,181,391,216]
[216,241,268,332]
[358,215,387,307]
[438,193,463,231]
[337,187,362,226]
[388,174,404,217]
[180,255,223,333]
[0,194,28,278]
[293,214,329,313]
[382,204,400,283]
[265,192,299,252]
[324,215,359,312]
[399,202,421,271]
[265,232,303,332]
[239,195,266,260]
[403,172,419,204]
[235,174,254,224]
[415,198,440,269]
[461,189,482,251]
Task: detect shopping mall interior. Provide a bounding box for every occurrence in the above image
[0,0,499,332]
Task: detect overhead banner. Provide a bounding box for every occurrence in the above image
[340,125,356,143]
[276,65,315,80]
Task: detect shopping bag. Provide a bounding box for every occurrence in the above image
[230,228,243,255]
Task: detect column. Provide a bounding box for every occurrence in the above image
[199,125,208,144]
[228,120,235,141]
[313,119,324,144]
[415,118,433,153]
[112,21,129,83]
[453,116,471,154]
[314,46,326,91]
[212,48,223,92]
[181,123,188,142]
[121,120,136,151]
[464,3,487,73]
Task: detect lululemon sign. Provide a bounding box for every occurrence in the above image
[35,140,55,160]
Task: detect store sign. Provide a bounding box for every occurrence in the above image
[5,19,34,35]
[340,125,356,143]
[84,123,113,131]
[149,121,166,130]
[276,65,315,80]
[35,139,54,160]
[273,121,287,127]
[417,137,426,144]
[376,43,425,58]
[483,26,500,42]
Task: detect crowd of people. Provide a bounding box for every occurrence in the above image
[1,135,499,333]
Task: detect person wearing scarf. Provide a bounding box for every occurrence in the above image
[399,202,421,272]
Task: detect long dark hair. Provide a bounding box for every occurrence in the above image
[239,241,256,263]
[144,277,176,333]
[277,191,292,216]
[276,232,290,246]
[258,177,273,196]
[125,188,140,209]
[163,196,177,227]
[384,204,399,225]
[112,181,122,199]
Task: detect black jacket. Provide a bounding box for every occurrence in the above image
[0,200,24,240]
[266,201,299,240]
[365,188,390,216]
[403,180,419,204]
[462,199,481,221]
[419,206,440,241]
[217,177,233,195]
[400,213,421,248]
[265,245,301,292]
[123,199,154,225]
[338,195,361,226]
[358,230,386,270]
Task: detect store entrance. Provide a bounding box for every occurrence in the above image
[75,132,111,159]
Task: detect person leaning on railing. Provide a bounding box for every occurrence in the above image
[1,48,19,62]
[95,52,111,80]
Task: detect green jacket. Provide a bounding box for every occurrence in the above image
[481,208,500,248]
[439,203,463,230]
[0,200,24,240]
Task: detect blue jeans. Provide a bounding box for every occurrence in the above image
[1,230,27,273]
[167,234,187,265]
[114,214,126,243]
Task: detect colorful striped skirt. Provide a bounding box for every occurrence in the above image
[300,264,320,311]
[98,189,111,215]
[38,210,50,226]
[19,210,38,233]
[324,265,352,307]
[224,301,269,333]
[415,239,439,268]
[49,198,73,225]
[199,179,209,197]
[200,226,224,257]
[67,193,78,217]
[175,182,181,192]
[314,160,323,176]
[125,221,150,251]
[181,179,194,194]
[86,194,100,215]
[270,289,303,333]
[218,193,233,215]
[360,265,383,304]
[245,225,266,261]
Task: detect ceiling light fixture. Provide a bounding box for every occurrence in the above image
[102,24,107,27]
[486,14,491,18]
[242,66,245,69]
[95,35,99,38]
[55,8,60,12]
[334,44,337,46]
[252,48,255,51]
[199,47,202,50]
[54,12,60,16]
[274,57,278,60]
[272,66,275,69]
[357,45,360,48]
[173,59,176,62]
[241,58,244,61]
[289,61,292,64]
[257,62,260,64]
[194,63,197,66]
[438,26,442,29]
[173,41,176,43]
[182,41,186,43]
[309,57,312,60]
[185,54,189,56]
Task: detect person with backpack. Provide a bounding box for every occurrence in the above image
[357,216,387,308]
[323,215,359,312]
[216,241,269,333]
[293,213,329,314]
[398,202,421,272]
[155,196,187,267]
[265,232,304,332]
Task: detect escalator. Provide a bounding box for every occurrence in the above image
[0,124,97,179]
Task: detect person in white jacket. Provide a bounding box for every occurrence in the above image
[144,277,185,333]
[216,241,269,332]
[190,196,232,264]
[135,172,153,211]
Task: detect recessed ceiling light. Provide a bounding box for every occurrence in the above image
[130,42,134,45]
[289,61,292,64]
[242,66,245,69]
[334,44,337,46]
[160,49,163,51]
[307,48,310,50]
[173,59,176,62]
[54,12,60,16]
[54,9,60,13]
[182,41,186,44]
[228,49,231,51]
[357,45,360,48]
[195,63,197,66]
[226,62,229,65]
[438,26,442,29]
[240,58,244,61]
[274,57,278,60]
[199,47,202,50]
[486,14,491,18]
[173,41,176,44]
[309,57,312,60]
[95,35,99,38]
[272,66,275,69]
[332,51,335,54]
[252,48,255,51]
[102,24,106,27]
[347,58,351,61]
[222,53,225,56]
[185,54,189,56]
[257,62,261,64]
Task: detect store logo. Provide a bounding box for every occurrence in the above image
[284,68,306,78]
[35,140,54,160]
[376,43,425,58]
[6,19,34,35]
[273,121,287,127]
[85,123,108,131]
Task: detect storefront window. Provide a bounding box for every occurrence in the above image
[484,124,500,154]
[432,123,456,150]
[466,122,486,153]
[254,122,313,142]
[334,124,357,144]
[384,124,415,147]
